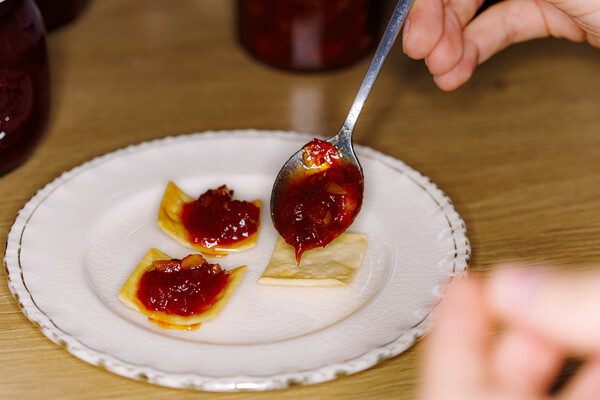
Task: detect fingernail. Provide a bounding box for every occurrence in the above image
[488,266,545,309]
[402,18,410,52]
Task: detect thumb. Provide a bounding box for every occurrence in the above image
[486,264,600,354]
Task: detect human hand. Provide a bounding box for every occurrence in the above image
[419,264,600,399]
[402,0,600,91]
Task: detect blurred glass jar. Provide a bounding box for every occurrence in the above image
[34,0,88,31]
[236,0,383,72]
[0,0,50,175]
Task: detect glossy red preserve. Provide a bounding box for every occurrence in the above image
[180,185,260,249]
[236,0,382,71]
[0,0,50,175]
[136,256,230,316]
[273,139,363,262]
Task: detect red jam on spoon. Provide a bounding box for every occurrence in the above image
[273,138,363,263]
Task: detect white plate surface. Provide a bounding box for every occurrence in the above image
[4,130,469,391]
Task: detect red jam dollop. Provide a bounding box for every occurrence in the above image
[273,139,363,262]
[136,254,229,316]
[180,185,260,249]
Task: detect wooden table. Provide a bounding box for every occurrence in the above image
[2,1,600,398]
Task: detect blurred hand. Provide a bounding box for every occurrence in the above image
[419,264,600,399]
[402,0,600,91]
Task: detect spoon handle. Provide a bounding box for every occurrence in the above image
[341,0,414,137]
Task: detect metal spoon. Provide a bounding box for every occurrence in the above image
[270,0,414,223]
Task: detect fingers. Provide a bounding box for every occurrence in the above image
[487,264,600,353]
[420,265,600,399]
[401,0,496,91]
[558,356,600,399]
[542,0,600,48]
[424,6,463,76]
[402,0,445,60]
[463,0,585,65]
[418,277,489,400]
[403,0,589,91]
[432,38,478,91]
[491,325,564,396]
[403,0,484,87]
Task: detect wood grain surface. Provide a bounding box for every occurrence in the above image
[2,1,600,398]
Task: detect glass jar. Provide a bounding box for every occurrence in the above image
[34,0,88,31]
[236,0,382,72]
[0,0,50,175]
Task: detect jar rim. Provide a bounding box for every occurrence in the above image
[0,0,21,19]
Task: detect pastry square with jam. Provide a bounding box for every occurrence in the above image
[119,248,246,330]
[158,182,261,257]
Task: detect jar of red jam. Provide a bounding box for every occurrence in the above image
[34,0,89,31]
[236,0,383,72]
[0,0,50,175]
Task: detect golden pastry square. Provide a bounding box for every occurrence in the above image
[157,181,261,257]
[258,232,367,287]
[119,248,246,330]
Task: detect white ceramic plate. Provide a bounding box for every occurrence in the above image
[4,130,469,391]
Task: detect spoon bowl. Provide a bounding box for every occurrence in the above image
[270,0,414,259]
[270,125,361,213]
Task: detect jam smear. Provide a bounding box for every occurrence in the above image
[136,254,230,316]
[148,319,201,331]
[180,185,260,249]
[273,139,363,262]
